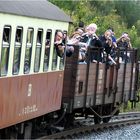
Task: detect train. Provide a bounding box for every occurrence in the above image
[0,0,139,139]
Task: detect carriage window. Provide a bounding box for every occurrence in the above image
[34,29,43,72]
[13,27,23,75]
[44,29,52,71]
[59,31,67,70]
[52,45,57,70]
[1,26,11,76]
[15,28,22,44]
[24,28,34,74]
[3,26,11,45]
[37,30,42,45]
[52,30,61,70]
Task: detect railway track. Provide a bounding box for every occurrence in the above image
[35,112,140,139]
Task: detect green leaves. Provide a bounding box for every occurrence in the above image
[49,0,140,53]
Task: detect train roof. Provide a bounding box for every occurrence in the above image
[0,0,72,22]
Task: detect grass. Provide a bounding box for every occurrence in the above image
[120,91,140,113]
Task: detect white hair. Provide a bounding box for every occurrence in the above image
[86,23,97,30]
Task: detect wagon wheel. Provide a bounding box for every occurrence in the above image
[60,113,75,128]
[1,127,19,139]
[114,109,120,115]
[46,127,60,135]
[94,116,101,124]
[102,117,111,123]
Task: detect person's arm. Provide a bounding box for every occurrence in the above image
[54,41,65,57]
[78,42,88,50]
[116,36,123,43]
[108,55,116,65]
[113,42,118,48]
[128,41,132,49]
[66,45,74,57]
[126,37,132,49]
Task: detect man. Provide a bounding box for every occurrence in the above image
[54,31,65,57]
[80,23,102,63]
[55,30,75,57]
[117,32,132,62]
[117,32,132,49]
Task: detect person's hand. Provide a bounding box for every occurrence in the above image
[46,45,50,49]
[58,45,65,50]
[67,38,79,45]
[125,36,130,42]
[106,37,112,46]
[93,33,99,39]
[122,36,130,43]
[54,40,62,45]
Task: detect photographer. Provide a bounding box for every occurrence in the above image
[99,30,116,65]
[54,30,75,58]
[80,23,103,63]
[67,31,87,62]
[54,30,65,57]
[117,32,132,62]
[117,32,132,49]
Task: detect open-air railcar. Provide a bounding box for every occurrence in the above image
[62,47,139,123]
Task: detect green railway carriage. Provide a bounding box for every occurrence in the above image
[0,0,71,138]
[0,0,71,75]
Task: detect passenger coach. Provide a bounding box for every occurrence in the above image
[0,0,71,138]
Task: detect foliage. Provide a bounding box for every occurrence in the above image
[49,0,140,49]
[114,0,140,28]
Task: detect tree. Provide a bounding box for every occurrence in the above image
[49,0,140,49]
[115,1,140,28]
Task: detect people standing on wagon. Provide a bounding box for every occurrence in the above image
[67,31,86,61]
[80,23,102,63]
[107,27,118,60]
[116,32,132,62]
[108,27,117,48]
[81,23,98,44]
[99,30,116,65]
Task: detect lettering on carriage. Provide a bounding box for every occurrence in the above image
[19,104,38,116]
[77,101,81,107]
[133,68,135,73]
[98,69,103,79]
[98,85,101,91]
[59,74,62,78]
[96,95,101,104]
[27,83,32,97]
